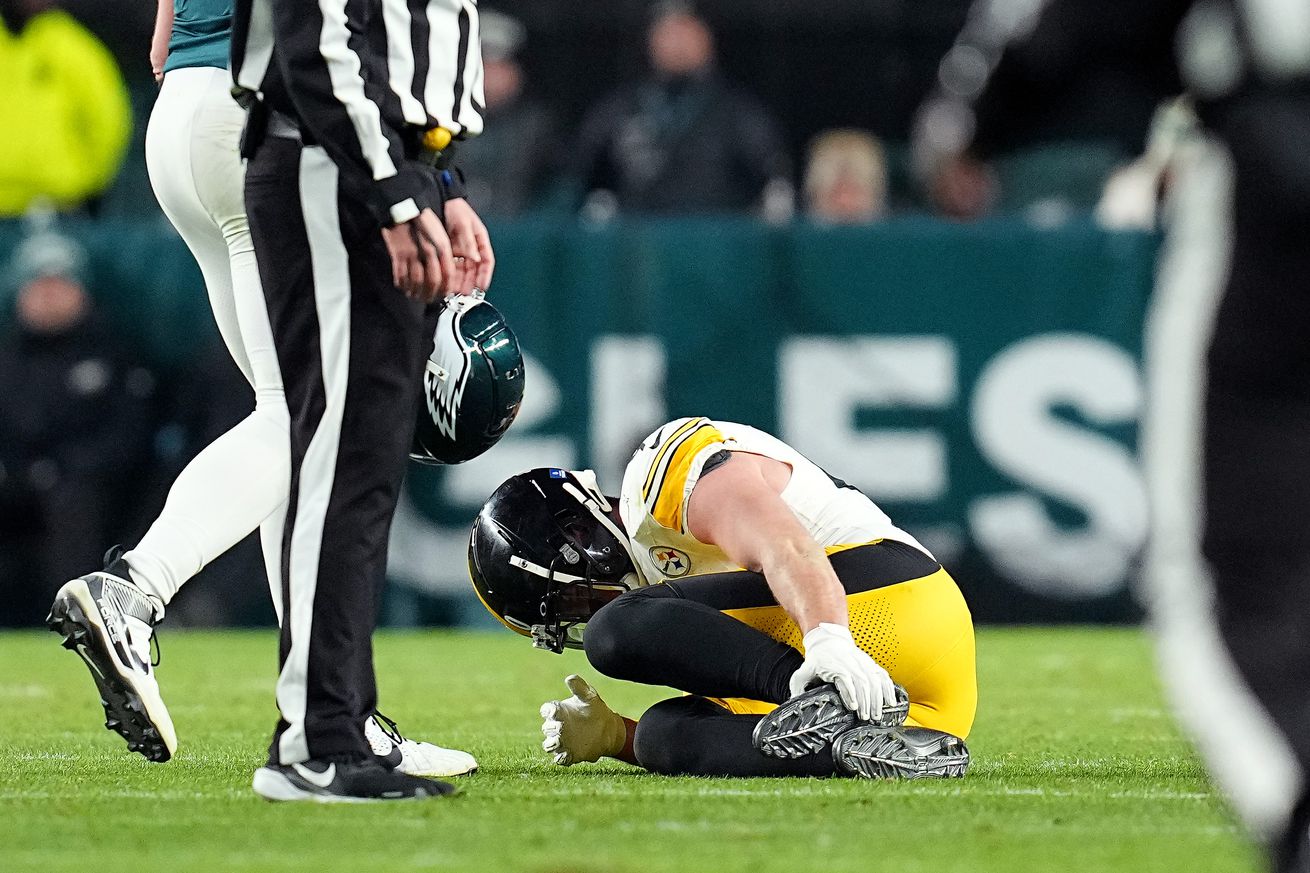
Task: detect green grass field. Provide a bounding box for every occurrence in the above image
[0,627,1258,873]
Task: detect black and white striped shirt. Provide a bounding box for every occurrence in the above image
[231,0,484,225]
[377,0,484,137]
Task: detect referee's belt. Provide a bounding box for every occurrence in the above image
[264,109,452,166]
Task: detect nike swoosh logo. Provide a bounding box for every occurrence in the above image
[74,644,106,680]
[292,763,336,789]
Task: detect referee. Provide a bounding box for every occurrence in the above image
[229,0,490,801]
[915,1,1310,868]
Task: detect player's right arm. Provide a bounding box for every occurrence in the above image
[688,452,846,630]
[150,0,172,82]
[685,452,894,720]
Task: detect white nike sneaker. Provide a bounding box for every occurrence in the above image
[366,713,478,778]
[47,548,175,762]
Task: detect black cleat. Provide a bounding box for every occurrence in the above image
[752,683,910,759]
[832,725,970,779]
[252,757,458,803]
[47,549,174,762]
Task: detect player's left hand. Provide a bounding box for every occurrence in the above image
[442,198,495,296]
[789,623,897,722]
[539,675,627,766]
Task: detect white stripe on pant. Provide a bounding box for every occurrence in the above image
[246,131,434,764]
[1141,136,1304,840]
[275,148,352,764]
[128,65,290,618]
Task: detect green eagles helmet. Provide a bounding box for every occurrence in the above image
[411,294,525,465]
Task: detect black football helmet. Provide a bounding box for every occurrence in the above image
[468,468,641,652]
[411,294,526,465]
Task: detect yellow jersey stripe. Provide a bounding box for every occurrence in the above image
[650,423,727,531]
[645,422,716,511]
[641,417,707,499]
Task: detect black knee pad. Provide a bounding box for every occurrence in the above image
[583,585,679,679]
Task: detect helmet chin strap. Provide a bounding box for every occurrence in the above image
[567,470,611,510]
[562,477,640,582]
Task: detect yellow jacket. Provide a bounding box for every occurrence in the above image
[0,11,132,216]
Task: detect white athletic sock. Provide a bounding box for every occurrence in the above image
[126,404,289,607]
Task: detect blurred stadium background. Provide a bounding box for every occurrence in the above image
[0,0,1173,631]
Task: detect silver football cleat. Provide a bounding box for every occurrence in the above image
[832,725,970,779]
[752,682,910,759]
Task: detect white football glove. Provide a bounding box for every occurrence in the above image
[789,622,896,722]
[539,674,627,766]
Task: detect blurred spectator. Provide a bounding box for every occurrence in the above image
[924,142,1128,224]
[571,1,791,218]
[804,129,888,225]
[458,10,558,218]
[0,0,132,217]
[925,153,997,221]
[0,227,157,625]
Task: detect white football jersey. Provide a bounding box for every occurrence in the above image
[618,417,931,585]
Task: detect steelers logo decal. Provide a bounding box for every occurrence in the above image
[649,546,691,578]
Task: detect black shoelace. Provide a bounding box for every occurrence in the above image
[373,711,407,745]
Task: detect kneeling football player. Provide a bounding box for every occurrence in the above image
[469,417,977,778]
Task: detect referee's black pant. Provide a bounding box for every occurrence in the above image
[1146,106,1310,873]
[245,135,432,765]
[1206,129,1310,873]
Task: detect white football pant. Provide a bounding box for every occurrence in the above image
[131,65,289,617]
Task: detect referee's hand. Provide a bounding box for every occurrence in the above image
[442,198,495,295]
[382,208,455,303]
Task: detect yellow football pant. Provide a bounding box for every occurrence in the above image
[713,567,977,739]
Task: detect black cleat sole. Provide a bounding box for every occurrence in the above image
[252,764,459,803]
[48,595,171,763]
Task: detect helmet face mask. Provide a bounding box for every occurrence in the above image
[469,468,641,652]
[522,552,626,653]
